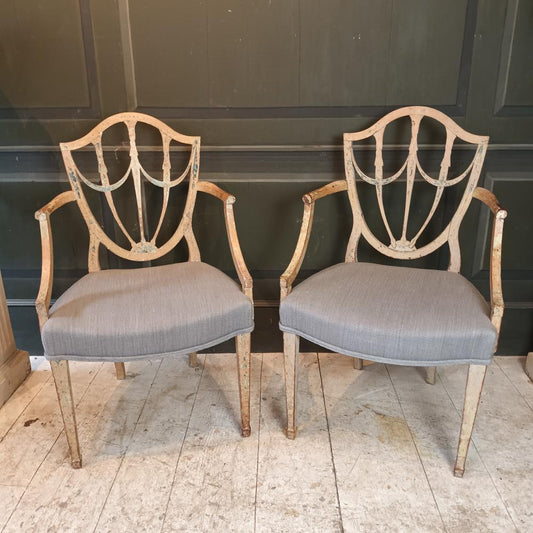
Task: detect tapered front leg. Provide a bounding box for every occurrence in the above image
[425,366,437,385]
[353,357,364,370]
[51,360,82,469]
[236,334,251,437]
[114,362,126,380]
[283,332,299,439]
[454,364,487,477]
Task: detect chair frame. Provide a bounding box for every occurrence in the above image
[35,112,253,468]
[280,106,507,476]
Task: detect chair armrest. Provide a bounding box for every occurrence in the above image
[34,191,76,329]
[197,181,253,300]
[280,180,348,300]
[472,187,507,335]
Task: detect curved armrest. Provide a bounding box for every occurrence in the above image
[34,191,76,329]
[280,180,348,300]
[472,187,507,335]
[197,181,253,300]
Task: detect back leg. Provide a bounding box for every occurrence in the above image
[114,362,126,380]
[188,352,198,368]
[425,366,436,385]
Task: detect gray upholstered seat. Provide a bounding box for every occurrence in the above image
[280,262,497,366]
[42,262,254,361]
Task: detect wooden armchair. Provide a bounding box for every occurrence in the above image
[279,106,506,477]
[35,113,253,468]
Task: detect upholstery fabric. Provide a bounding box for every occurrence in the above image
[279,262,497,366]
[42,262,253,361]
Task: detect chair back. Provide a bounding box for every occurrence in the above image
[60,112,201,269]
[343,106,488,272]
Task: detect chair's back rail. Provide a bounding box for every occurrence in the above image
[60,112,201,266]
[343,106,488,271]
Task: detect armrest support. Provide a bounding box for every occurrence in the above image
[280,180,348,300]
[197,181,253,300]
[34,191,76,329]
[472,187,507,335]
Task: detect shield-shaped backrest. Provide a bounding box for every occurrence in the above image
[343,106,488,272]
[60,112,201,270]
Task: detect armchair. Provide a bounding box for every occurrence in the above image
[35,113,253,468]
[279,106,506,477]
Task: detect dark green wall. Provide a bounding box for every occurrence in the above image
[1,0,532,354]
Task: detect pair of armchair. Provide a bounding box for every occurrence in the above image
[35,108,505,478]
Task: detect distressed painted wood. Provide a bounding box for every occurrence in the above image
[281,107,506,476]
[353,357,363,370]
[35,113,254,467]
[283,332,299,439]
[50,360,81,469]
[453,364,487,477]
[114,362,126,380]
[425,367,437,385]
[236,333,251,437]
[188,352,198,368]
[0,271,31,408]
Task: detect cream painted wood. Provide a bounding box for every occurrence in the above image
[50,361,81,468]
[236,333,251,437]
[114,362,126,380]
[283,332,299,439]
[35,113,254,468]
[353,357,363,370]
[0,271,31,408]
[188,352,198,368]
[425,366,437,385]
[280,107,506,476]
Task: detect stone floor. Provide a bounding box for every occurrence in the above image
[0,354,531,532]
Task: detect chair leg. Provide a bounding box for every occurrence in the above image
[188,352,198,368]
[236,333,251,437]
[425,366,437,385]
[353,357,364,370]
[283,332,299,439]
[454,364,487,477]
[114,362,126,380]
[50,360,82,469]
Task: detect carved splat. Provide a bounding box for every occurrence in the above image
[60,112,201,263]
[343,106,488,271]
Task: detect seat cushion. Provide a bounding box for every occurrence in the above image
[279,262,497,366]
[42,262,253,361]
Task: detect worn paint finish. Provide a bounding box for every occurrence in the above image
[34,113,254,467]
[281,106,507,476]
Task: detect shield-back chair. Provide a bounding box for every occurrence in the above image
[35,112,254,468]
[279,106,506,477]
